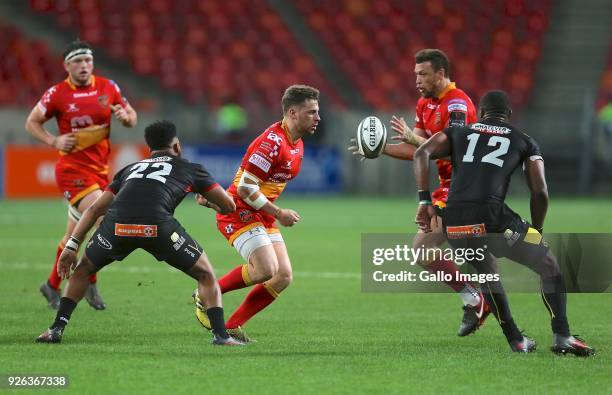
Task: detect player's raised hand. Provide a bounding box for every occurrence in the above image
[53,132,77,152]
[111,104,129,123]
[415,204,437,232]
[391,116,419,146]
[347,138,366,162]
[57,249,77,280]
[276,208,301,227]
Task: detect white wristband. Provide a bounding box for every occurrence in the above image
[65,237,80,252]
[247,193,269,210]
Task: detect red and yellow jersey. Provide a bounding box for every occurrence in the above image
[414,82,477,191]
[227,121,304,210]
[37,75,127,175]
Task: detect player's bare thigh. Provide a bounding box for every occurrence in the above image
[246,243,279,283]
[266,242,293,293]
[60,189,104,245]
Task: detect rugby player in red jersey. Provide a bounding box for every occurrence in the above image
[193,85,319,342]
[25,40,137,310]
[350,49,489,336]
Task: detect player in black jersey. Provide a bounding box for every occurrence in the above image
[36,121,244,346]
[413,91,595,356]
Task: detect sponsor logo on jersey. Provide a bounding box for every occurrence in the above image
[503,228,521,246]
[446,223,487,239]
[142,156,172,162]
[267,132,282,145]
[67,103,79,112]
[289,148,300,154]
[96,234,112,250]
[183,247,196,258]
[271,172,292,181]
[447,103,468,112]
[239,209,253,223]
[172,234,186,251]
[470,123,511,135]
[98,94,109,107]
[114,223,158,237]
[427,103,437,110]
[70,115,94,128]
[248,153,272,172]
[282,160,293,169]
[73,90,98,98]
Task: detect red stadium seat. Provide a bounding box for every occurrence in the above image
[26,1,345,110]
[295,0,551,110]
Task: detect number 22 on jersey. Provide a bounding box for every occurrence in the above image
[462,133,509,167]
[126,162,173,183]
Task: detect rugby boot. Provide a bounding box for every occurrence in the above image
[551,334,595,357]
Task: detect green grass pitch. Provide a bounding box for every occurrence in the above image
[0,197,610,394]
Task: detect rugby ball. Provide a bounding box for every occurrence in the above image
[356,116,387,159]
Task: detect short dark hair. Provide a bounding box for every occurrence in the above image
[479,90,512,115]
[415,49,450,78]
[281,85,320,114]
[62,39,93,60]
[144,121,177,150]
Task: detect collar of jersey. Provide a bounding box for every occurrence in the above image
[65,75,96,90]
[436,81,456,100]
[280,120,299,147]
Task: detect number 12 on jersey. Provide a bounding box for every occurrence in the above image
[462,133,509,167]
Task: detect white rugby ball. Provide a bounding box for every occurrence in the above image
[356,116,387,159]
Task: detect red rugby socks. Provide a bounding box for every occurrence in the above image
[219,264,252,294]
[225,283,278,329]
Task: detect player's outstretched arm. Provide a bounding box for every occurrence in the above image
[25,106,76,152]
[198,186,236,214]
[524,159,548,232]
[383,126,427,160]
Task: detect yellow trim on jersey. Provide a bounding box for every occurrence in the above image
[266,228,281,235]
[227,222,265,245]
[260,181,287,199]
[241,264,253,286]
[69,183,100,206]
[263,282,280,298]
[524,227,542,245]
[437,81,456,99]
[59,124,110,155]
[434,200,446,209]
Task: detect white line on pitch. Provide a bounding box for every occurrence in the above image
[0,261,361,279]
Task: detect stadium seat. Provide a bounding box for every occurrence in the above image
[295,0,551,110]
[28,0,345,109]
[0,20,64,106]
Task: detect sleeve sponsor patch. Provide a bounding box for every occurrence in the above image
[109,79,121,93]
[248,153,272,173]
[447,103,468,112]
